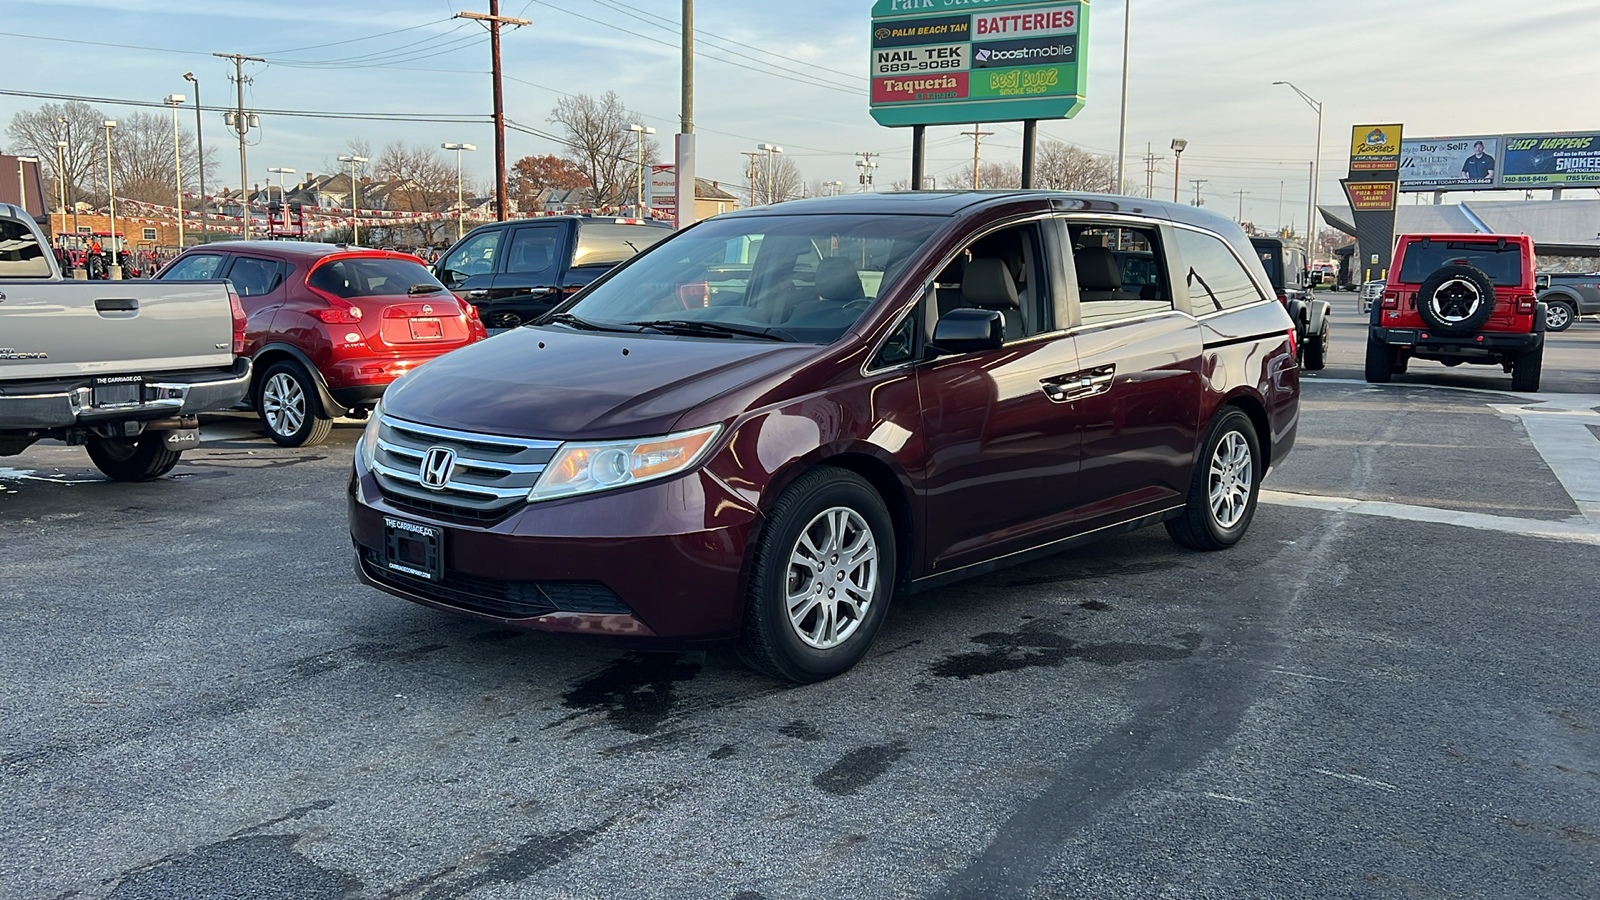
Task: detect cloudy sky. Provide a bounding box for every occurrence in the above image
[3,0,1597,230]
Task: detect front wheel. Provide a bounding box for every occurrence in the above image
[1364,334,1394,383]
[86,433,181,482]
[1545,301,1575,332]
[1166,407,1263,552]
[738,468,897,683]
[1511,346,1543,393]
[256,361,334,447]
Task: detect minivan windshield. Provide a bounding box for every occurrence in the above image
[558,214,941,344]
[1399,241,1525,287]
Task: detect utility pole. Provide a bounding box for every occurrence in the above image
[855,151,879,192]
[741,151,761,206]
[676,0,696,229]
[1115,0,1131,195]
[961,125,994,189]
[1190,179,1207,207]
[214,53,263,239]
[1236,189,1249,224]
[166,94,186,248]
[457,3,529,221]
[1143,143,1162,199]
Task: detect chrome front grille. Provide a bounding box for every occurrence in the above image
[372,414,561,519]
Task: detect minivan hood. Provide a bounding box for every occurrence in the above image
[381,325,820,440]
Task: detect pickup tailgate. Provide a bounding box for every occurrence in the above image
[0,279,235,380]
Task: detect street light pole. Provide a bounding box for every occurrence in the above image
[166,94,186,248]
[338,155,368,245]
[60,117,78,239]
[1275,81,1324,256]
[758,144,782,203]
[1170,138,1187,203]
[441,143,476,241]
[1115,0,1131,194]
[182,73,207,243]
[628,124,655,215]
[54,141,67,239]
[103,120,117,271]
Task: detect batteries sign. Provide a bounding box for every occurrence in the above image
[869,0,1090,128]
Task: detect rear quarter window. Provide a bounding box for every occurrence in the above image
[1173,229,1267,312]
[572,224,671,268]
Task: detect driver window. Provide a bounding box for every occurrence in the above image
[441,230,501,283]
[932,223,1050,344]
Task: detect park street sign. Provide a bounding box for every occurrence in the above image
[870,0,1090,128]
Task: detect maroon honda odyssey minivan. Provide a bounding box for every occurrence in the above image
[350,192,1300,682]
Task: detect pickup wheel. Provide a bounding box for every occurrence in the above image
[1303,321,1329,371]
[1511,345,1543,393]
[86,433,181,482]
[256,361,334,447]
[1364,333,1394,383]
[1544,300,1575,332]
[1166,407,1262,552]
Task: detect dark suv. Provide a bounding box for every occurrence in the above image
[1251,236,1331,370]
[350,192,1301,682]
[1365,233,1544,392]
[434,216,672,328]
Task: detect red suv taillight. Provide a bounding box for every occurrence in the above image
[227,286,248,355]
[306,286,366,324]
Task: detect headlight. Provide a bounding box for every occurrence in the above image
[358,402,382,470]
[529,425,721,502]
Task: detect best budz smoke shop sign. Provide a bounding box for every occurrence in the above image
[870,0,1090,128]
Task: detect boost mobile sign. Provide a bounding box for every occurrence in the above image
[869,0,1090,128]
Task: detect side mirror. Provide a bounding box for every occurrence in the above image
[1536,274,1551,292]
[931,308,1005,355]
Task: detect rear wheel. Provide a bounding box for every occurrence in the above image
[256,361,334,447]
[1364,334,1394,383]
[1511,346,1543,393]
[86,433,181,482]
[1166,407,1263,552]
[738,468,896,683]
[1545,300,1575,332]
[1303,321,1329,371]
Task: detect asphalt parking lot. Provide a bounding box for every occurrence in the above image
[3,297,1598,899]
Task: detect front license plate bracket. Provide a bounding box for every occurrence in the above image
[384,516,444,582]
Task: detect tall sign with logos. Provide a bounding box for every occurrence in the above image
[1342,124,1402,283]
[869,0,1090,189]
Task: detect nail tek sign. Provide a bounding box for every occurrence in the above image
[870,0,1090,128]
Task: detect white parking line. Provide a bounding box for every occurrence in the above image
[1261,490,1600,545]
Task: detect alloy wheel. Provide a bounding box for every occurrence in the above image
[1430,279,1482,324]
[262,372,306,437]
[785,507,879,650]
[1208,431,1254,530]
[1547,304,1572,330]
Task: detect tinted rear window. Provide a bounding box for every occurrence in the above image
[0,218,51,278]
[1399,242,1524,287]
[309,257,444,298]
[572,224,671,268]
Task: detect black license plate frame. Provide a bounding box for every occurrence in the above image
[383,516,444,582]
[92,376,144,409]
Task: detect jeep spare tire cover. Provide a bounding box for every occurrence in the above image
[1416,264,1497,335]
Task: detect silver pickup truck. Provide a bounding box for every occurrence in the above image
[0,204,250,481]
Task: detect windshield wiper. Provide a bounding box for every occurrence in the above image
[408,283,446,295]
[543,312,642,333]
[629,319,791,342]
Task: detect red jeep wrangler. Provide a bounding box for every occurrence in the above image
[1365,233,1544,392]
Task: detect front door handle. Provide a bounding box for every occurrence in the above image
[1041,365,1115,403]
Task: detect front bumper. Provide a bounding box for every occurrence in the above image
[348,462,762,644]
[0,358,251,431]
[1371,326,1542,356]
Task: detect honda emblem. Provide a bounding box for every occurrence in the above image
[420,447,456,490]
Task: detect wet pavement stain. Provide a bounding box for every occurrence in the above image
[778,720,823,742]
[378,817,621,900]
[814,741,910,796]
[932,629,1203,679]
[560,653,703,736]
[106,834,362,900]
[709,743,739,760]
[1079,600,1112,611]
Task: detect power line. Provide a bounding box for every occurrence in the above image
[0,88,491,123]
[0,28,482,74]
[259,18,456,56]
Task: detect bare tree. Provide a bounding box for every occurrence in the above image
[1034,141,1115,192]
[549,93,658,208]
[8,100,214,210]
[752,156,803,205]
[942,161,1021,190]
[372,141,457,247]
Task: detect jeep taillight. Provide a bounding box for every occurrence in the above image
[1516,297,1536,315]
[1276,290,1288,305]
[228,286,248,355]
[1381,292,1399,310]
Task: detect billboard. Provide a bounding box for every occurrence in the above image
[869,0,1089,128]
[1400,137,1501,192]
[1349,125,1403,171]
[1502,132,1600,187]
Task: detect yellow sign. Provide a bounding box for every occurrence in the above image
[1350,124,1403,171]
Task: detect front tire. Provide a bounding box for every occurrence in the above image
[1545,300,1575,332]
[1166,407,1263,552]
[1304,321,1329,371]
[256,361,334,447]
[1364,334,1394,383]
[1511,346,1543,393]
[738,468,896,684]
[86,433,181,482]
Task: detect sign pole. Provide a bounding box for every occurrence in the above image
[1021,119,1037,189]
[911,125,926,191]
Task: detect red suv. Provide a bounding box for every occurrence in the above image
[160,243,488,445]
[1366,233,1544,392]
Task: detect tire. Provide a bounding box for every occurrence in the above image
[1415,264,1497,335]
[1544,300,1575,332]
[1511,345,1543,393]
[1364,333,1394,383]
[86,433,181,482]
[1166,407,1263,552]
[1304,321,1329,371]
[738,467,897,683]
[256,360,334,447]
